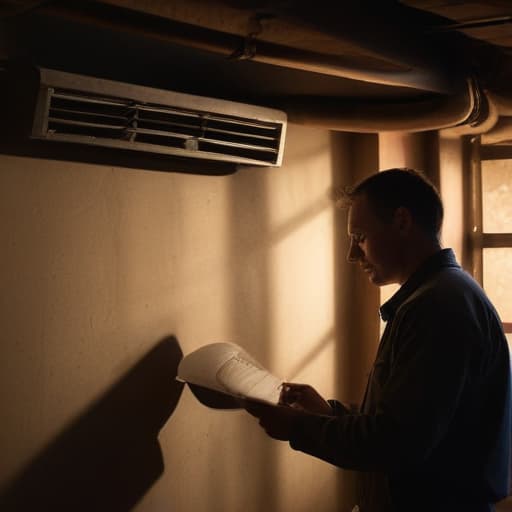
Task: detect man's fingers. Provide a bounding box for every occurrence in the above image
[279,383,310,407]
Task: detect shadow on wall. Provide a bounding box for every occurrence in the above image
[0,336,184,512]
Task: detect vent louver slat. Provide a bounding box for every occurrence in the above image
[127,127,278,154]
[32,72,286,167]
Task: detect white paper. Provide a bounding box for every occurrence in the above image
[177,342,283,405]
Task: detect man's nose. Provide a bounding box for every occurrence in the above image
[347,240,361,263]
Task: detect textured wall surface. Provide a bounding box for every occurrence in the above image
[0,124,371,511]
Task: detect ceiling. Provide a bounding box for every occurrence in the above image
[2,0,512,136]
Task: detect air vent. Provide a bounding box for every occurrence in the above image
[31,69,287,167]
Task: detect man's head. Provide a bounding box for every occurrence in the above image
[343,168,444,286]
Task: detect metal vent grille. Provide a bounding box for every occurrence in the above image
[31,73,286,167]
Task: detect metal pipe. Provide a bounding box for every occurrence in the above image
[442,90,500,136]
[488,92,512,116]
[36,2,461,94]
[431,16,512,32]
[283,79,478,133]
[28,2,493,134]
[244,0,468,94]
[481,117,512,145]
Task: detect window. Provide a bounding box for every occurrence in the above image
[470,139,512,347]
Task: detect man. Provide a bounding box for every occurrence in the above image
[246,168,511,512]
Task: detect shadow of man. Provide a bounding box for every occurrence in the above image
[0,335,184,512]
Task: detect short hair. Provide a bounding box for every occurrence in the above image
[342,168,444,239]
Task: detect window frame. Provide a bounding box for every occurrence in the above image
[469,137,512,335]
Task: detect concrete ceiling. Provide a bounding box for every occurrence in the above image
[2,0,512,134]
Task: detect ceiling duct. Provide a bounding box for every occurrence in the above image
[30,68,287,167]
[34,1,462,94]
[281,78,482,133]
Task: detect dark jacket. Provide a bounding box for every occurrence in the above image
[289,249,511,511]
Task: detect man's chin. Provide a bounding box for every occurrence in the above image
[366,271,388,286]
[371,276,399,288]
[362,267,392,286]
[369,275,382,285]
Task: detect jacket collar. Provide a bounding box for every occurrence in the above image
[379,248,460,322]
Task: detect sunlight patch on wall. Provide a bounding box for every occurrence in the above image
[263,126,336,391]
[268,209,335,379]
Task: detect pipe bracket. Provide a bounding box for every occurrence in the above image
[229,13,273,61]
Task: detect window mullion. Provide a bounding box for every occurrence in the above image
[470,137,483,284]
[481,233,512,247]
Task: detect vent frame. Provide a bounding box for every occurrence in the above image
[31,68,287,167]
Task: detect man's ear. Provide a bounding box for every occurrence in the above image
[393,206,413,235]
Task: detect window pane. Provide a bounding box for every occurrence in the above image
[483,248,512,323]
[482,159,512,233]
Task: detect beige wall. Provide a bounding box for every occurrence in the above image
[1,125,474,511]
[437,133,466,265]
[0,125,378,511]
[379,130,466,263]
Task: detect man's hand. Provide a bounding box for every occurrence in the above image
[279,383,332,415]
[244,383,332,441]
[244,400,304,441]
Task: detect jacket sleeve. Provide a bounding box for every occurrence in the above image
[327,399,351,416]
[289,293,477,471]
